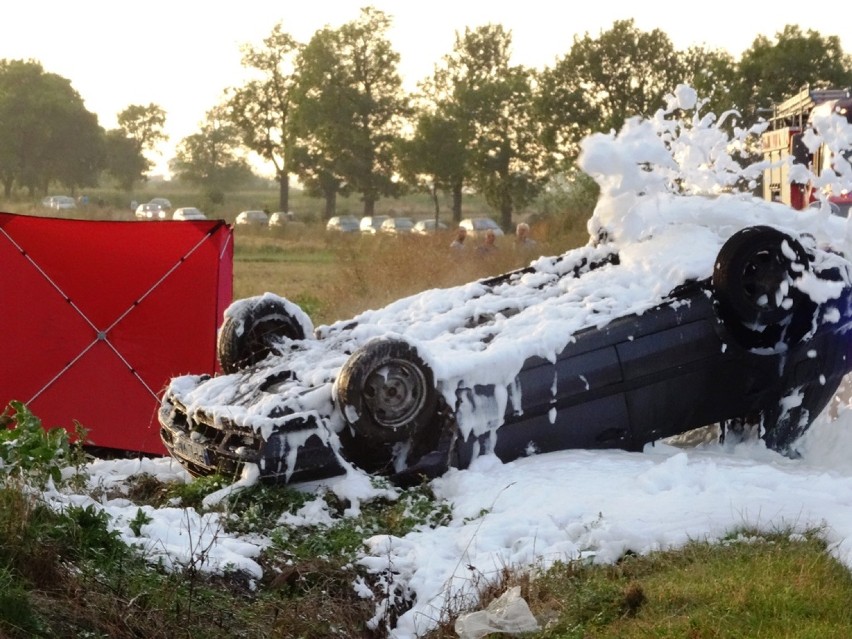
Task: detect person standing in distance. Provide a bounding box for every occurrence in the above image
[450,226,468,250]
[515,222,537,250]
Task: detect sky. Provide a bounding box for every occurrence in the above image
[34,87,852,638]
[4,1,852,175]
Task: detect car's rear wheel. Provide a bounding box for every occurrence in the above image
[335,339,437,443]
[713,226,809,326]
[217,296,312,374]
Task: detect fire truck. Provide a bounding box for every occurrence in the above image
[761,85,852,215]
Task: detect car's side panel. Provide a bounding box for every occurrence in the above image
[485,287,787,461]
[489,394,633,462]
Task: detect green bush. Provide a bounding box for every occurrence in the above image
[0,401,74,486]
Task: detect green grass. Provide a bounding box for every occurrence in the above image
[424,529,852,639]
[547,530,852,639]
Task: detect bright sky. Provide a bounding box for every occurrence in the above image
[4,1,851,173]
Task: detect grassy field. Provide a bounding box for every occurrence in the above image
[232,219,584,326]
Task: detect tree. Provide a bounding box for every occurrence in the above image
[677,46,739,123]
[170,105,254,200]
[732,25,852,125]
[289,27,349,218]
[227,23,301,213]
[116,103,167,175]
[0,59,104,197]
[537,19,684,165]
[396,111,467,221]
[291,7,409,217]
[117,103,167,151]
[473,63,549,229]
[412,26,487,223]
[422,24,547,228]
[103,129,148,192]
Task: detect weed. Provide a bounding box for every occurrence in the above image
[221,482,313,534]
[50,504,127,565]
[166,473,230,509]
[0,400,72,486]
[129,508,153,536]
[292,292,326,319]
[0,564,40,637]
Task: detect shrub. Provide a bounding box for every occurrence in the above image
[0,400,80,486]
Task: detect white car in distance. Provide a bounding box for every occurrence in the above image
[172,207,207,221]
[235,210,269,226]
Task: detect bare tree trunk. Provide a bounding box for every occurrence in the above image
[451,182,463,223]
[278,172,290,212]
[431,184,440,227]
[324,191,337,219]
[500,187,513,232]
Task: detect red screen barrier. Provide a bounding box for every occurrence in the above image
[0,212,233,454]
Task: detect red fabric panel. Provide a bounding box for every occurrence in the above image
[0,212,233,454]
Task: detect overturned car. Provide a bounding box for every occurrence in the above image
[159,196,852,486]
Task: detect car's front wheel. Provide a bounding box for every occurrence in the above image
[335,339,438,443]
[217,295,313,374]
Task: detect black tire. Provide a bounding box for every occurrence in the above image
[713,226,809,326]
[335,339,438,443]
[217,296,311,374]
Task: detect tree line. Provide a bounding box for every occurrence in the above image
[1,9,851,228]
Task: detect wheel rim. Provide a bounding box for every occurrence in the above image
[738,243,789,313]
[246,320,286,353]
[362,358,428,430]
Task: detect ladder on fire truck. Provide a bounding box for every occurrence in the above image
[768,85,851,130]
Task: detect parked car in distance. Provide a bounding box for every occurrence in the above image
[42,195,76,211]
[380,217,414,235]
[460,217,504,239]
[268,211,295,227]
[326,215,360,233]
[172,207,207,221]
[135,202,167,220]
[235,210,269,226]
[412,219,449,235]
[360,215,390,234]
[149,197,172,212]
